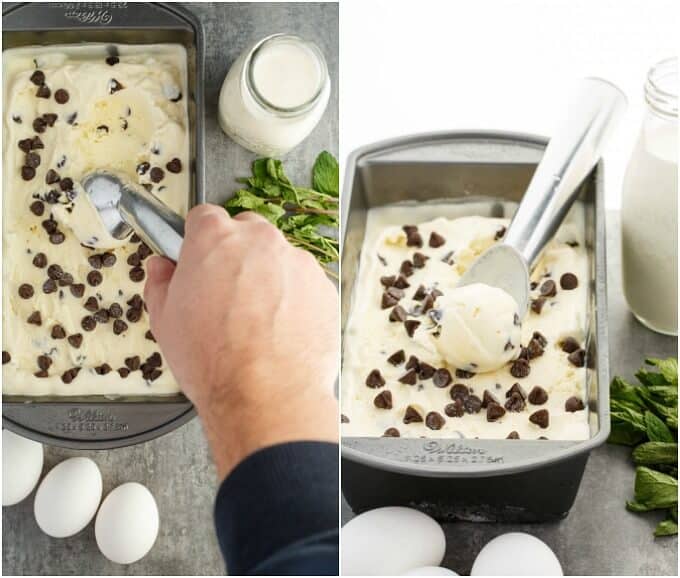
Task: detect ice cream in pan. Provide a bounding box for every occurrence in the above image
[2,44,190,395]
[342,78,626,440]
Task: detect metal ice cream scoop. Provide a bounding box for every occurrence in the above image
[458,78,627,313]
[81,172,185,262]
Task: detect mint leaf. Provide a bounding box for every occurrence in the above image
[633,466,678,510]
[312,151,339,196]
[633,442,678,465]
[655,518,678,537]
[645,411,675,442]
[646,357,678,386]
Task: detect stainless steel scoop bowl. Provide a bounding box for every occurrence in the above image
[459,78,627,313]
[82,172,185,262]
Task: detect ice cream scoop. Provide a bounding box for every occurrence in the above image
[81,172,185,262]
[459,78,626,313]
[435,283,522,373]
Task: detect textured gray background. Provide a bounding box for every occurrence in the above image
[341,212,678,576]
[2,2,338,576]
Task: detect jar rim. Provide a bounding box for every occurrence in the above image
[244,33,328,118]
[645,57,678,119]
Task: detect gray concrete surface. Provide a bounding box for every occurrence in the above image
[341,212,678,576]
[2,2,338,575]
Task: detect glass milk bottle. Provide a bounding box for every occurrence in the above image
[621,57,678,335]
[218,33,330,157]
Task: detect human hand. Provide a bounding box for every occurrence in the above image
[144,204,338,479]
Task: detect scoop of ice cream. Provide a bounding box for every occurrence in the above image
[434,283,521,373]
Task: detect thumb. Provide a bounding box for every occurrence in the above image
[144,256,176,324]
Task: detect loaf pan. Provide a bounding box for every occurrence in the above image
[2,2,205,449]
[341,131,610,522]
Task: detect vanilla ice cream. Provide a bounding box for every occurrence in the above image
[435,283,521,373]
[341,203,590,440]
[2,44,189,395]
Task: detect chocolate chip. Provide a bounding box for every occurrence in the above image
[87,270,103,286]
[30,70,45,85]
[31,253,47,269]
[413,252,429,268]
[464,395,482,414]
[66,112,78,125]
[44,169,60,185]
[12,114,21,123]
[103,303,121,319]
[456,369,475,379]
[145,330,156,342]
[96,125,109,135]
[47,264,63,280]
[365,369,385,388]
[166,158,182,173]
[94,309,109,324]
[445,400,465,417]
[66,283,83,299]
[112,319,128,335]
[494,226,507,240]
[481,389,500,408]
[398,370,418,385]
[506,382,527,401]
[402,225,423,248]
[42,278,57,294]
[109,79,124,94]
[400,260,414,277]
[450,384,470,401]
[341,414,350,424]
[504,392,526,412]
[136,162,150,176]
[530,281,538,290]
[85,254,103,270]
[487,402,506,421]
[529,409,549,428]
[49,231,65,245]
[37,355,52,371]
[568,348,586,368]
[412,285,427,301]
[393,275,410,289]
[25,152,41,168]
[389,305,407,322]
[95,363,112,375]
[127,252,142,267]
[138,243,153,259]
[45,190,61,204]
[18,283,34,299]
[560,337,580,353]
[404,320,420,338]
[18,138,33,153]
[27,311,42,326]
[31,136,44,149]
[510,358,531,378]
[142,367,162,382]
[126,307,142,323]
[384,285,404,302]
[527,338,544,360]
[405,355,420,371]
[530,297,546,314]
[527,386,548,405]
[29,200,45,216]
[106,55,120,66]
[383,427,400,437]
[36,84,51,99]
[21,166,36,180]
[61,367,81,384]
[380,275,396,287]
[117,367,130,378]
[125,355,141,371]
[432,368,452,388]
[403,405,423,424]
[81,316,96,331]
[51,324,66,339]
[170,92,183,103]
[129,267,145,282]
[58,273,73,287]
[42,112,57,126]
[425,411,445,430]
[565,396,585,412]
[507,431,520,439]
[560,273,578,290]
[417,363,435,380]
[539,279,557,297]
[2,351,10,364]
[374,390,393,409]
[149,167,164,183]
[387,350,405,366]
[67,334,83,348]
[147,352,162,368]
[429,232,446,248]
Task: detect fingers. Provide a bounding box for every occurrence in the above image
[184,203,233,243]
[233,211,270,224]
[144,256,176,324]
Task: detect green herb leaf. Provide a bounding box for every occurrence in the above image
[654,518,678,537]
[646,357,678,385]
[633,466,678,510]
[645,411,675,443]
[633,442,678,465]
[312,151,339,196]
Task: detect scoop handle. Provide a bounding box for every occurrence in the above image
[504,78,626,266]
[118,184,185,263]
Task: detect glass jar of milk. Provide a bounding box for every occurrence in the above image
[218,33,330,157]
[621,57,678,335]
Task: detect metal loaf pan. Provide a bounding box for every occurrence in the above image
[2,2,205,449]
[341,131,610,522]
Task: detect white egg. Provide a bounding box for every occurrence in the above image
[342,507,446,575]
[471,532,563,576]
[403,566,458,575]
[34,457,102,538]
[95,482,159,564]
[2,429,43,506]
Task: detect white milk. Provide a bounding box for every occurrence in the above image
[218,34,330,156]
[621,58,678,335]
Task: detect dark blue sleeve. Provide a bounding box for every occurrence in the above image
[214,441,339,576]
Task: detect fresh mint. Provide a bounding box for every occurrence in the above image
[610,357,678,537]
[225,152,339,278]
